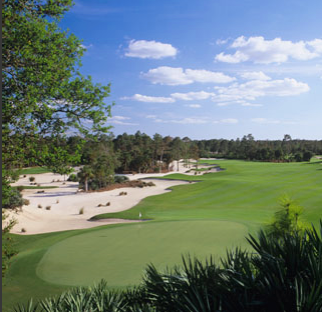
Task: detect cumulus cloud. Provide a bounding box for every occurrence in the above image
[215,36,322,64]
[171,91,215,101]
[213,78,309,104]
[121,94,175,103]
[125,40,177,59]
[142,66,235,85]
[240,71,271,81]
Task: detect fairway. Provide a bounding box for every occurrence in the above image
[36,220,248,287]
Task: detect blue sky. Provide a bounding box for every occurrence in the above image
[61,0,322,140]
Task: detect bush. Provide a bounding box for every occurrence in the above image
[23,199,30,206]
[38,204,42,209]
[45,206,51,210]
[3,187,24,209]
[67,173,78,182]
[79,207,84,214]
[114,175,129,184]
[29,176,35,182]
[106,202,110,206]
[21,228,26,233]
[16,185,24,192]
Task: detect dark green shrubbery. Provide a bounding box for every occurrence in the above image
[13,221,322,312]
[3,187,24,209]
[114,175,130,184]
[67,174,78,182]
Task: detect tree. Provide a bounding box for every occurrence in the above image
[2,210,17,277]
[2,0,113,273]
[2,0,112,181]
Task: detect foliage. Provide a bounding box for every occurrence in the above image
[2,0,112,195]
[78,136,118,191]
[2,210,18,277]
[114,175,130,183]
[67,173,78,182]
[3,187,24,210]
[266,195,307,239]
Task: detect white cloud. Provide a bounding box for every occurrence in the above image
[154,117,209,124]
[307,39,322,53]
[171,91,215,101]
[240,71,271,81]
[215,36,322,64]
[185,69,236,83]
[251,118,298,125]
[122,94,175,103]
[213,78,309,104]
[142,66,235,85]
[185,104,201,108]
[109,116,139,126]
[215,51,249,63]
[125,40,177,59]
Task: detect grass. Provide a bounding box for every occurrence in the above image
[14,186,59,190]
[2,159,322,311]
[37,220,249,287]
[92,160,322,229]
[18,167,51,175]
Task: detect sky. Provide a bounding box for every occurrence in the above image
[61,0,322,140]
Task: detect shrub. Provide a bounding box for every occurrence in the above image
[21,228,26,233]
[3,187,24,209]
[45,206,51,210]
[67,173,78,182]
[79,207,84,215]
[97,204,103,207]
[29,176,35,182]
[38,204,42,209]
[114,175,129,184]
[23,199,30,206]
[23,174,27,178]
[56,199,59,204]
[16,185,24,192]
[106,202,110,206]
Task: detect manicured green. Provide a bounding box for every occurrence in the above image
[37,220,249,287]
[2,160,322,311]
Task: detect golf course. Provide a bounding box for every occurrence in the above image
[2,159,322,311]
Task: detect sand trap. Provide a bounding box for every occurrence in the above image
[7,160,219,235]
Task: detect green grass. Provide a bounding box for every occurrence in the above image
[18,167,51,175]
[37,220,249,287]
[14,186,59,190]
[3,159,322,311]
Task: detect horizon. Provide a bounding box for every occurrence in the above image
[60,0,322,140]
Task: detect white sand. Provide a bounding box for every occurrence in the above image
[6,160,219,235]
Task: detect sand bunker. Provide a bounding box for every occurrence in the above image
[7,160,219,234]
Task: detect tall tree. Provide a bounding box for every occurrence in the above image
[2,0,112,199]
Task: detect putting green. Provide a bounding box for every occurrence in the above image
[36,220,249,287]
